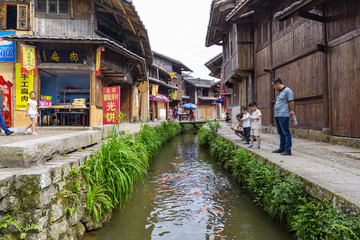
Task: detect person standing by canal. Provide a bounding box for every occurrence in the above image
[173,107,178,121]
[271,78,295,156]
[0,85,13,136]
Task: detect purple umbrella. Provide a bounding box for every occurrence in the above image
[150,94,170,102]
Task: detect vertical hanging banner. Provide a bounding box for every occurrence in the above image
[0,76,12,127]
[172,91,177,100]
[20,45,37,75]
[15,63,33,110]
[103,86,120,125]
[95,47,101,77]
[151,85,159,96]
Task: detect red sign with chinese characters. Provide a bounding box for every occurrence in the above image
[0,76,12,127]
[103,86,120,125]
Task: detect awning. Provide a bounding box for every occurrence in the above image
[149,77,178,90]
[150,94,170,102]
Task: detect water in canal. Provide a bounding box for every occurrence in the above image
[84,134,292,240]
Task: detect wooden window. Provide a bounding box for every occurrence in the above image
[17,5,28,30]
[36,0,69,14]
[202,88,209,97]
[0,3,28,30]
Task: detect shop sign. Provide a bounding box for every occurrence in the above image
[0,76,12,127]
[151,85,159,97]
[21,45,37,75]
[103,86,120,125]
[15,63,33,110]
[40,49,86,63]
[172,91,177,100]
[95,48,101,76]
[0,31,15,62]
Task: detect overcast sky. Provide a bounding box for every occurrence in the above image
[132,0,221,80]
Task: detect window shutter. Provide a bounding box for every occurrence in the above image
[17,4,28,30]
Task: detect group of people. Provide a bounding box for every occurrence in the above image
[170,107,195,122]
[231,102,262,149]
[0,87,39,136]
[231,78,295,156]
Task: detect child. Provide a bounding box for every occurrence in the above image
[241,106,251,144]
[25,91,40,135]
[248,102,262,149]
[225,113,231,123]
[231,113,245,139]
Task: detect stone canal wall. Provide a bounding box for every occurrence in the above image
[0,144,106,240]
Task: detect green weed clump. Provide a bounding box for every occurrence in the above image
[0,216,39,240]
[198,121,360,240]
[82,119,182,224]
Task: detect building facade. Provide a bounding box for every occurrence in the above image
[1,0,152,127]
[206,0,360,138]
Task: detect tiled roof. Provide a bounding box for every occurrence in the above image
[205,0,236,47]
[204,53,222,66]
[184,78,216,88]
[226,0,250,21]
[153,51,193,72]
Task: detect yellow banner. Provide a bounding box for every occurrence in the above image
[152,85,159,97]
[95,48,101,76]
[172,91,177,100]
[15,63,33,110]
[21,45,37,75]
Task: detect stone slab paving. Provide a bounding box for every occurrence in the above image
[218,123,360,208]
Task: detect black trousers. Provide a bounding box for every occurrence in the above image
[243,127,251,142]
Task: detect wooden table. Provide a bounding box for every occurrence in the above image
[39,107,89,127]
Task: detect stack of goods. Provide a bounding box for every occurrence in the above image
[39,95,52,107]
[72,98,86,108]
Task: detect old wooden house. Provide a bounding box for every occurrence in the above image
[2,0,152,126]
[205,53,230,119]
[182,76,219,119]
[206,0,255,123]
[206,0,360,138]
[148,51,192,121]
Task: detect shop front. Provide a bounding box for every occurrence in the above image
[3,35,148,127]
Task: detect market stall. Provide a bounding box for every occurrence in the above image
[39,70,90,126]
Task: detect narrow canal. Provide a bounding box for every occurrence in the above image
[84,134,292,240]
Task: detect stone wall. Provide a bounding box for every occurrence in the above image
[0,144,108,240]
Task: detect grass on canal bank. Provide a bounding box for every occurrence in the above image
[81,121,200,225]
[198,120,360,240]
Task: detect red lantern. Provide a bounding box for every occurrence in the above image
[164,102,166,108]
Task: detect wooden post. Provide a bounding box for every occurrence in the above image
[323,3,331,132]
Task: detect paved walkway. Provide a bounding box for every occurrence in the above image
[218,123,360,207]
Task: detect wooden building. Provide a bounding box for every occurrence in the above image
[148,51,192,121]
[206,0,360,138]
[2,0,152,126]
[205,53,230,119]
[206,0,254,123]
[182,77,219,119]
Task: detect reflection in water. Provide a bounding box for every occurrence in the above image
[84,134,291,240]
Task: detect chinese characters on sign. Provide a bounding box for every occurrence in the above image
[15,63,33,110]
[95,48,101,77]
[103,86,120,125]
[151,85,159,97]
[40,49,86,63]
[172,91,177,101]
[21,45,37,75]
